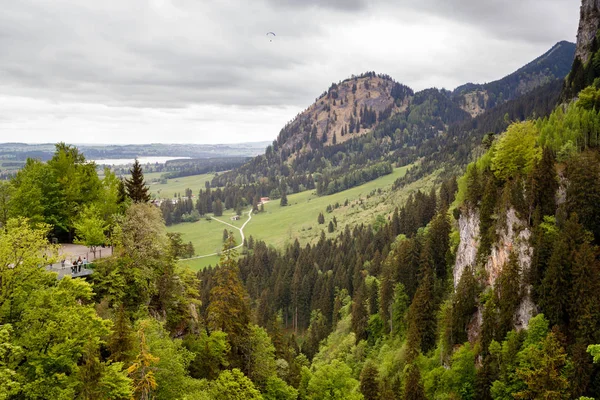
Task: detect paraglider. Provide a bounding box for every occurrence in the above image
[267,32,275,42]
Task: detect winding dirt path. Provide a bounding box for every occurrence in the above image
[177,205,253,261]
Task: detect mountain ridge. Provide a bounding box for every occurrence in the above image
[212,41,575,195]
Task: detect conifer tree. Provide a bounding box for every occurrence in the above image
[280,192,288,206]
[213,199,224,216]
[124,159,150,203]
[465,163,481,207]
[451,266,479,346]
[530,147,558,218]
[403,364,426,400]
[351,281,369,342]
[570,241,600,343]
[359,361,380,400]
[406,247,436,355]
[109,304,135,363]
[566,151,600,242]
[207,235,251,367]
[539,215,588,328]
[428,210,451,280]
[495,252,522,339]
[391,207,400,237]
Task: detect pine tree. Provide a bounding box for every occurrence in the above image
[465,163,481,207]
[406,248,436,356]
[351,281,369,342]
[391,207,400,237]
[108,304,134,363]
[328,221,334,233]
[428,211,451,280]
[530,147,558,218]
[318,212,325,224]
[495,251,522,339]
[124,159,150,203]
[280,192,288,206]
[213,199,223,216]
[539,215,588,328]
[403,363,426,400]
[566,151,600,242]
[451,266,479,346]
[570,241,600,343]
[359,361,380,400]
[207,236,251,368]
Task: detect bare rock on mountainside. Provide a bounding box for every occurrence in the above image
[276,73,412,156]
[576,0,600,64]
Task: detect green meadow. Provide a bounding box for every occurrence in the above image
[148,173,215,199]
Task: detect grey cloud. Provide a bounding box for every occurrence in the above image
[0,0,328,108]
[384,0,578,43]
[264,0,367,11]
[0,0,580,116]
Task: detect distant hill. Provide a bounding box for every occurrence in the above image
[0,142,271,162]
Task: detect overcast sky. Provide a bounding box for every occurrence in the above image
[0,0,580,145]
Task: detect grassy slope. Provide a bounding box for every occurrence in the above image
[245,164,438,249]
[171,165,439,271]
[147,173,215,198]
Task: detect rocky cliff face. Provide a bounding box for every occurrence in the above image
[576,0,600,64]
[454,207,536,335]
[454,209,480,288]
[485,208,535,330]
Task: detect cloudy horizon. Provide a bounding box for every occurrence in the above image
[0,0,580,145]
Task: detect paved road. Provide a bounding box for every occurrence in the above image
[178,206,253,261]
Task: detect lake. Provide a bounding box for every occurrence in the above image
[90,156,191,166]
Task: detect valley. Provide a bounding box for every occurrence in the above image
[3,1,600,398]
[170,165,423,270]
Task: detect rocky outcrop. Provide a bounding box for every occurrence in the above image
[485,208,535,329]
[454,209,480,288]
[484,208,531,286]
[576,0,600,65]
[454,207,537,335]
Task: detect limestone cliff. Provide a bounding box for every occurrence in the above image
[576,0,600,65]
[454,207,536,337]
[454,210,480,288]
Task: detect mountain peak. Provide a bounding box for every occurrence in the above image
[274,73,413,158]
